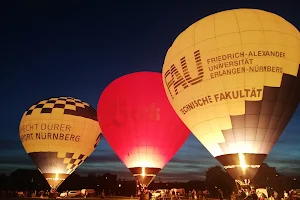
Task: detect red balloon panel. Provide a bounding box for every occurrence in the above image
[97,72,190,169]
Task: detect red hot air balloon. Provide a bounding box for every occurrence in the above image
[97,71,190,190]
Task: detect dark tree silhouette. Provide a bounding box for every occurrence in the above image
[252,163,288,194]
[88,172,96,177]
[205,165,235,197]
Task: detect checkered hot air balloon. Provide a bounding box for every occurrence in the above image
[19,97,102,191]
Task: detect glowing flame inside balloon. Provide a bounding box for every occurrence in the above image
[238,153,247,172]
[55,173,59,181]
[142,167,145,177]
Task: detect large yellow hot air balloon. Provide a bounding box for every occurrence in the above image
[162,8,300,185]
[19,97,102,192]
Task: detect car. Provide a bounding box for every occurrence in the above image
[60,192,67,197]
[152,190,165,199]
[81,189,96,197]
[17,191,24,197]
[256,188,268,199]
[60,190,79,198]
[294,189,300,200]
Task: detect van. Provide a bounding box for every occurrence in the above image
[81,189,96,196]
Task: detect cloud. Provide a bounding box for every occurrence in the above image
[86,152,120,163]
[265,107,300,176]
[0,164,36,174]
[0,149,36,174]
[266,156,300,176]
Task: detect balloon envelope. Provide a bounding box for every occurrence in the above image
[97,71,190,186]
[20,97,102,190]
[162,8,300,181]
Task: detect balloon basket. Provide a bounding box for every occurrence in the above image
[235,179,251,192]
[139,193,149,200]
[48,192,59,199]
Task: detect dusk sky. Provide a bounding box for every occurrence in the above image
[1,1,299,182]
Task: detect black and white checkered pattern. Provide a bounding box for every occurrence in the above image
[62,152,88,174]
[24,97,97,121]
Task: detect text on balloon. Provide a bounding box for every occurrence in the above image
[164,49,286,99]
[20,123,71,133]
[180,88,263,115]
[20,132,80,142]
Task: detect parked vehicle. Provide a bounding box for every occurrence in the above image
[81,189,96,197]
[256,188,268,199]
[60,190,79,198]
[152,189,165,199]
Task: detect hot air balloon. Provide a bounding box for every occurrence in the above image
[97,72,190,194]
[19,97,102,193]
[162,8,300,187]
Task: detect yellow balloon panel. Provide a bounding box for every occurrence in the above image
[162,9,300,158]
[19,97,102,176]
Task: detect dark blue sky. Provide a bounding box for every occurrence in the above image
[0,0,299,182]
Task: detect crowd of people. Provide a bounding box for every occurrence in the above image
[142,188,300,200]
[140,188,211,200]
[230,189,300,200]
[0,189,49,198]
[0,188,299,200]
